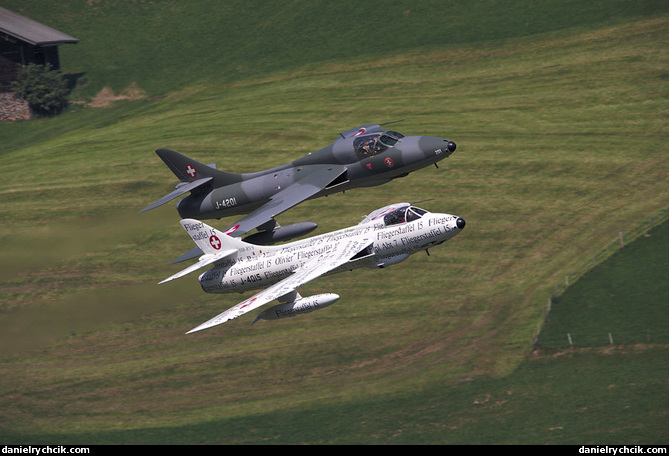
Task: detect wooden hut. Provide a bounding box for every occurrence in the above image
[0,7,78,91]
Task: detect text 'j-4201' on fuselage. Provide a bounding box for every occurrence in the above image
[140,123,457,245]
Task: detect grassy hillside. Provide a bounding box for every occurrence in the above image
[539,219,669,349]
[5,344,667,444]
[3,0,667,97]
[0,0,667,443]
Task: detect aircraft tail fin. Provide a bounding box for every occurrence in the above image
[180,218,250,255]
[155,149,241,185]
[160,218,260,284]
[140,149,242,214]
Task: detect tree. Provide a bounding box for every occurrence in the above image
[11,63,69,116]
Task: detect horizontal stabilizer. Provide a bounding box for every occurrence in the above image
[159,249,236,284]
[170,246,204,264]
[139,177,213,213]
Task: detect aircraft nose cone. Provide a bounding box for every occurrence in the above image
[419,136,457,157]
[456,217,466,230]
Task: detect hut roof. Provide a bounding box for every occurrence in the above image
[0,7,78,46]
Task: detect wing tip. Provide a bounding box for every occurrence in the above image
[185,323,209,334]
[185,316,230,334]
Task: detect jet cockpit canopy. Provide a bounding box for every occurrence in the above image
[382,205,427,226]
[360,203,428,226]
[353,131,405,159]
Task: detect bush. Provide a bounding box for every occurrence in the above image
[11,63,69,116]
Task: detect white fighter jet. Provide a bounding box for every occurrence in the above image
[161,203,466,333]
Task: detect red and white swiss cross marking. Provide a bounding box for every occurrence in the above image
[209,235,221,250]
[185,164,197,178]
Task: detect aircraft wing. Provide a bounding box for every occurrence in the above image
[225,164,348,237]
[186,233,372,334]
[171,164,348,264]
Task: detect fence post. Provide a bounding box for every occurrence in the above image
[619,231,624,247]
[567,333,573,347]
[608,333,614,345]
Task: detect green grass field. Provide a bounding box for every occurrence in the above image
[539,218,669,349]
[0,0,667,444]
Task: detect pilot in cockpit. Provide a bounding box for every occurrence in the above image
[384,208,406,226]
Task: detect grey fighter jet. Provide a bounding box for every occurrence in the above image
[141,123,456,246]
